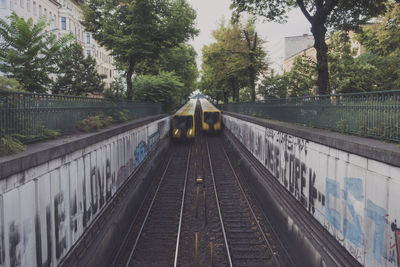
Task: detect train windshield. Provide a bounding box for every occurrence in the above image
[204,112,219,124]
[174,116,193,130]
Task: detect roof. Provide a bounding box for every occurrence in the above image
[200,99,219,113]
[175,99,196,116]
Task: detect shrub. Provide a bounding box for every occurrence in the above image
[76,115,114,132]
[42,128,61,139]
[113,110,130,122]
[0,136,26,156]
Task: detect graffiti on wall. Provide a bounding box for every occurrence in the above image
[0,117,170,267]
[223,115,400,267]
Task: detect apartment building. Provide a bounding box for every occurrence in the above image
[0,0,115,87]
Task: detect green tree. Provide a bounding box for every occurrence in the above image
[52,43,105,96]
[82,0,198,99]
[355,53,400,91]
[200,19,267,103]
[353,2,400,91]
[286,55,317,97]
[139,44,199,102]
[231,0,388,95]
[159,44,198,102]
[132,71,184,111]
[0,13,71,93]
[104,76,126,99]
[259,70,288,99]
[357,2,400,57]
[327,31,377,93]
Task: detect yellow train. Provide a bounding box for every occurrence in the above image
[171,99,196,140]
[199,98,222,133]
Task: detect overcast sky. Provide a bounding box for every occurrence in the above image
[186,0,311,73]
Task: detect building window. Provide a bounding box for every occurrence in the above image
[27,0,30,11]
[44,8,46,18]
[54,15,57,27]
[86,32,90,44]
[61,17,66,30]
[38,5,42,16]
[86,50,91,57]
[20,0,23,8]
[33,1,36,15]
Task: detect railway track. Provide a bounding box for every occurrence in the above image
[112,145,191,266]
[112,133,292,266]
[207,136,281,267]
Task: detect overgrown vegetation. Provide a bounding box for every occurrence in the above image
[0,136,26,156]
[76,115,114,132]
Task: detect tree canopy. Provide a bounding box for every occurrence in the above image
[231,0,389,95]
[132,71,184,111]
[200,18,267,103]
[52,43,105,96]
[0,13,71,93]
[82,0,198,99]
[137,43,199,102]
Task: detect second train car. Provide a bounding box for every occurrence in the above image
[171,99,196,140]
[199,98,222,133]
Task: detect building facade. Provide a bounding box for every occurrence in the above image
[0,0,115,88]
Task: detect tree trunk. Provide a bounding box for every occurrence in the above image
[249,67,256,102]
[311,22,329,95]
[235,79,240,102]
[244,30,257,102]
[126,58,135,99]
[224,90,228,104]
[231,78,236,102]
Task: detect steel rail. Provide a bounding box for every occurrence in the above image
[206,140,233,267]
[173,148,192,267]
[222,147,281,267]
[111,154,170,267]
[124,156,173,267]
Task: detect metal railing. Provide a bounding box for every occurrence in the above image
[0,91,163,143]
[220,90,400,142]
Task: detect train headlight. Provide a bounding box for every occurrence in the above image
[203,123,209,130]
[188,129,193,136]
[174,129,180,136]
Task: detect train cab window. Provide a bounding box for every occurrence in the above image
[204,112,219,124]
[174,116,193,129]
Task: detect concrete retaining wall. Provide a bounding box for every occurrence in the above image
[223,113,400,267]
[0,116,170,267]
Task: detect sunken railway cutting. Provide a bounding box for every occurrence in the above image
[111,133,292,266]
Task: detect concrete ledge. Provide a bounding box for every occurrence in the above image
[223,111,400,167]
[0,114,168,179]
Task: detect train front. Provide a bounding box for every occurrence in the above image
[172,115,195,140]
[202,111,221,133]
